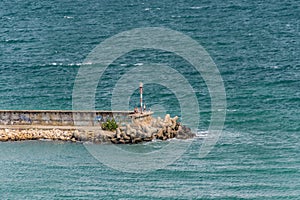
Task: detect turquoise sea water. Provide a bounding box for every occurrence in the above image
[0,0,299,199]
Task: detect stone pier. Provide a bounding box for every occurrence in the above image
[0,110,195,143]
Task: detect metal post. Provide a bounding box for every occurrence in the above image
[139,82,143,114]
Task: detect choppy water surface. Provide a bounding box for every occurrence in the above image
[0,0,299,199]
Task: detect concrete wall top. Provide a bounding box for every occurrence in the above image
[0,110,136,126]
[0,110,134,114]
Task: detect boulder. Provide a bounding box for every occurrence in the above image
[125,127,131,136]
[143,136,153,142]
[73,130,80,140]
[164,114,172,126]
[116,132,121,139]
[129,133,136,140]
[156,129,163,138]
[133,137,143,144]
[135,130,143,138]
[130,128,137,135]
[111,138,118,144]
[119,126,126,131]
[172,116,179,122]
[0,135,9,142]
[176,125,196,139]
[123,134,130,140]
[7,133,13,140]
[167,127,172,135]
[116,128,121,135]
[119,139,126,144]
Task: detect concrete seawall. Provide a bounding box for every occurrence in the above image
[0,110,135,126]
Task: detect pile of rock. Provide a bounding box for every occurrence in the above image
[72,129,113,143]
[0,128,76,142]
[109,114,195,144]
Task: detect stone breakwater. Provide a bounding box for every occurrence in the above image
[109,114,195,144]
[0,128,78,142]
[0,114,195,143]
[0,127,114,143]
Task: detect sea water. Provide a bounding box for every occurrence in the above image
[0,0,299,199]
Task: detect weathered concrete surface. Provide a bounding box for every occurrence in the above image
[0,110,134,126]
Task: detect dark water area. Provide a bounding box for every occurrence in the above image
[0,0,299,199]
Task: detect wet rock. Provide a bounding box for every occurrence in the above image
[119,139,126,144]
[123,133,130,141]
[119,126,126,132]
[111,138,118,144]
[167,127,172,134]
[156,129,163,138]
[116,128,121,135]
[143,136,153,142]
[130,128,137,135]
[133,137,143,144]
[176,125,195,139]
[116,132,121,139]
[0,135,8,142]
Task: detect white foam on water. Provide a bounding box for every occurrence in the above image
[134,62,143,66]
[227,109,237,112]
[190,6,202,9]
[270,65,279,69]
[171,15,181,18]
[196,130,208,138]
[47,62,93,66]
[81,62,93,65]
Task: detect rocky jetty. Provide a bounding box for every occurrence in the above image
[109,114,195,144]
[0,114,195,143]
[0,128,76,142]
[0,127,113,143]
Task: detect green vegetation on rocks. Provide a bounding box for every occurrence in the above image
[101,119,118,131]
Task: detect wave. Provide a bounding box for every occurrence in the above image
[190,6,202,9]
[2,39,33,44]
[63,16,74,19]
[45,62,93,66]
[134,63,143,66]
